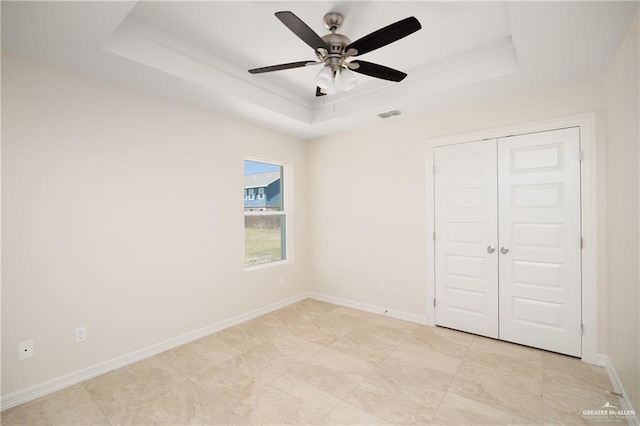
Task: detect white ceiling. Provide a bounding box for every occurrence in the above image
[2,1,637,139]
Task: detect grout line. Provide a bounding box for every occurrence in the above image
[81,383,115,426]
[427,334,476,425]
[8,299,610,425]
[326,324,418,425]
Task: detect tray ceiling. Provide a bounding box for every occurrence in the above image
[2,1,637,139]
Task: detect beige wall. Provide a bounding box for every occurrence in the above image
[1,53,309,396]
[604,10,640,411]
[307,78,607,344]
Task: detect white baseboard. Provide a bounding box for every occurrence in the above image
[0,293,307,411]
[599,355,639,426]
[595,353,609,367]
[306,292,429,325]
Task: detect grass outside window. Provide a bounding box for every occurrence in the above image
[244,159,286,268]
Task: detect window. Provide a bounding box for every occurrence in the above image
[244,159,286,267]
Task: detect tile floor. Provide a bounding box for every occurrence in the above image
[1,299,616,425]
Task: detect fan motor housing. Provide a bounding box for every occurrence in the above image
[321,33,351,55]
[321,12,350,61]
[318,31,352,71]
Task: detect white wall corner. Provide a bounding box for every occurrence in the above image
[599,355,640,426]
[306,292,429,325]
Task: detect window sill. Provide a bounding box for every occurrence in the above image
[244,259,289,272]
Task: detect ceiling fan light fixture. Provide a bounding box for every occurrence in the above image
[332,68,343,94]
[341,67,357,91]
[249,12,421,98]
[316,65,333,89]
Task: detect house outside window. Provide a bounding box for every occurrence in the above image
[244,159,286,267]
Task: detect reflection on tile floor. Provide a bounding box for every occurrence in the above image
[1,299,616,425]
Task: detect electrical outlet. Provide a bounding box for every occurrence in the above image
[18,340,34,360]
[75,326,87,343]
[379,281,385,290]
[279,276,285,286]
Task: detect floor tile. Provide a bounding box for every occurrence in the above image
[277,298,338,320]
[363,314,419,340]
[542,394,610,426]
[542,367,614,425]
[432,391,538,425]
[290,347,374,399]
[214,319,281,352]
[350,325,412,350]
[308,314,363,339]
[543,371,611,400]
[391,338,463,376]
[84,357,187,416]
[283,315,344,346]
[345,367,447,425]
[3,300,617,426]
[228,374,340,425]
[542,352,612,390]
[245,332,324,371]
[409,325,474,358]
[104,380,234,425]
[159,334,242,379]
[345,348,456,425]
[448,359,543,423]
[250,309,298,330]
[187,351,285,398]
[465,336,543,379]
[325,306,379,324]
[321,402,393,425]
[0,384,108,426]
[328,326,401,365]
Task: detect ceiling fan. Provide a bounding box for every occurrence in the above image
[248,11,422,96]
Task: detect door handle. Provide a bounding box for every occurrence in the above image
[487,246,496,254]
[500,246,509,254]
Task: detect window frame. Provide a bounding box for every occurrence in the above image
[243,157,291,271]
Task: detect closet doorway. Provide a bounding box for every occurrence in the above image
[427,117,596,360]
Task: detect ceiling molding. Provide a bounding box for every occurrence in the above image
[2,1,637,139]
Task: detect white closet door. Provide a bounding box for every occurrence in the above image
[434,140,499,338]
[497,127,582,356]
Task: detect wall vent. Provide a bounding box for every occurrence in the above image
[377,109,404,119]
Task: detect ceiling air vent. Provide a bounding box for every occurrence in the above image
[377,109,404,119]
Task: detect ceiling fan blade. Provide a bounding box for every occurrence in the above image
[316,87,327,97]
[275,11,328,51]
[249,61,319,74]
[345,17,421,56]
[350,60,407,82]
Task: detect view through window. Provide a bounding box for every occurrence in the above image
[244,160,286,267]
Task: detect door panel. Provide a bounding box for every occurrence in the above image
[497,128,582,356]
[434,140,499,338]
